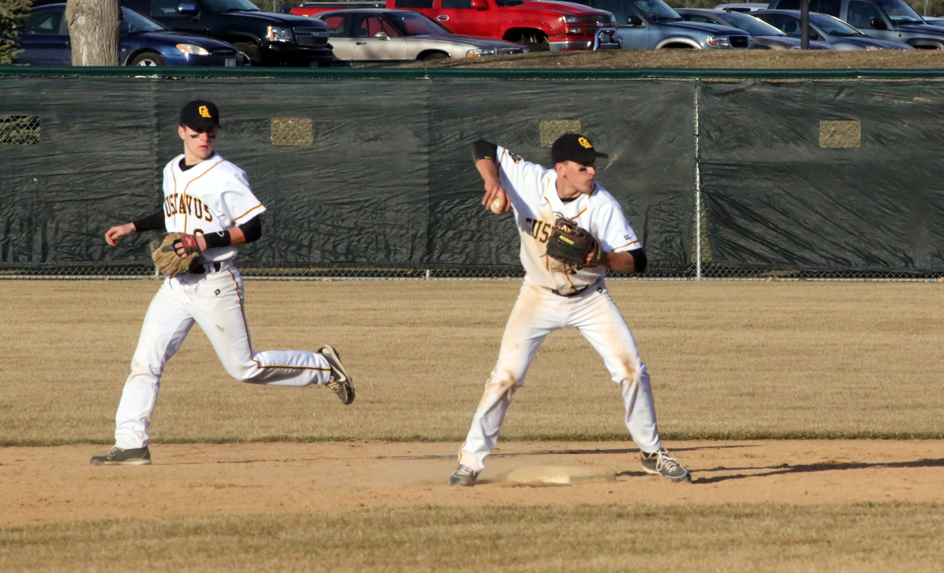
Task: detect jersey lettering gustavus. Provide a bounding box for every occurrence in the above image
[495,145,640,294]
[163,153,266,263]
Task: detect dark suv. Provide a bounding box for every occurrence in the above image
[120,0,334,65]
[767,0,944,48]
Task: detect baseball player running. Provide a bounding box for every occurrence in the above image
[91,100,354,466]
[449,134,690,486]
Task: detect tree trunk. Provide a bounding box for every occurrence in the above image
[66,0,121,66]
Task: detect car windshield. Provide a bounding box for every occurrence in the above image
[721,11,785,35]
[387,11,452,34]
[121,8,166,33]
[874,0,924,23]
[809,13,863,35]
[204,0,260,13]
[494,0,524,5]
[631,0,682,22]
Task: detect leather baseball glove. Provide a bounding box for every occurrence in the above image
[545,217,602,268]
[152,233,202,278]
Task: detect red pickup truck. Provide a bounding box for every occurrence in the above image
[286,0,620,51]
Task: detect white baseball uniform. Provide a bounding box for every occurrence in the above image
[457,145,663,473]
[113,152,334,449]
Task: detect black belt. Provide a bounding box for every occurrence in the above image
[550,279,600,297]
[190,261,222,274]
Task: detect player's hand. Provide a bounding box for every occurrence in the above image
[481,178,510,214]
[171,234,208,256]
[104,223,136,246]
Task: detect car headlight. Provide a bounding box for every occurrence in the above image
[466,48,497,57]
[706,35,731,48]
[568,27,584,34]
[565,16,580,23]
[266,25,294,43]
[864,45,881,50]
[176,44,210,56]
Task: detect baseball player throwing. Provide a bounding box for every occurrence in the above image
[91,100,354,466]
[450,134,690,485]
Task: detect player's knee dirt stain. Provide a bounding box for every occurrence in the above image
[477,370,519,409]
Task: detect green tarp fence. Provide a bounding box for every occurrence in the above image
[2,67,944,277]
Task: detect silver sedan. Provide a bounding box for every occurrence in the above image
[315,9,529,63]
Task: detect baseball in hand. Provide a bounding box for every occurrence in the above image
[489,197,505,214]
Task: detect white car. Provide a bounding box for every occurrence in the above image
[715,3,770,12]
[316,9,528,63]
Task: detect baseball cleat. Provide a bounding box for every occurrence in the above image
[90,446,151,466]
[449,465,480,486]
[318,345,355,405]
[640,449,691,483]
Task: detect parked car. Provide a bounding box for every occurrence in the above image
[118,0,334,65]
[555,0,752,48]
[287,0,621,51]
[15,3,243,66]
[753,9,915,48]
[715,3,768,11]
[676,8,833,48]
[766,0,944,48]
[314,9,528,63]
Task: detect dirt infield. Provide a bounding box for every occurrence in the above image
[4,439,944,527]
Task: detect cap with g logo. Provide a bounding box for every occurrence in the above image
[179,100,221,131]
[551,133,608,165]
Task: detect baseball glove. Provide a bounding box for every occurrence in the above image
[546,217,602,268]
[152,233,202,278]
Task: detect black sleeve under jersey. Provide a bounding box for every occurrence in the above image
[627,247,647,274]
[239,215,262,244]
[132,211,165,232]
[472,140,498,163]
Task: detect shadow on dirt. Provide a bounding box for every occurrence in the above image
[686,457,944,485]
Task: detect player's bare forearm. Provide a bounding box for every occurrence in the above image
[600,250,636,273]
[476,159,510,213]
[104,223,136,246]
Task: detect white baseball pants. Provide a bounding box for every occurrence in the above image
[114,262,331,449]
[458,279,662,472]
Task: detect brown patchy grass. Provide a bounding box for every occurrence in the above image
[2,280,944,446]
[400,48,944,69]
[2,503,944,572]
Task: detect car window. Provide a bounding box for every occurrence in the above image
[121,7,166,32]
[593,0,629,21]
[393,0,434,8]
[355,15,400,37]
[757,13,795,34]
[442,0,473,7]
[629,0,682,21]
[388,11,452,34]
[815,0,841,15]
[848,0,883,27]
[320,14,349,37]
[722,11,786,34]
[23,10,65,35]
[151,0,182,16]
[873,0,924,23]
[810,12,862,34]
[774,0,800,8]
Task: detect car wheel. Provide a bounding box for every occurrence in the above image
[233,42,263,66]
[130,52,165,66]
[422,52,449,61]
[521,31,550,52]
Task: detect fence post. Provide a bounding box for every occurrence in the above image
[693,80,702,281]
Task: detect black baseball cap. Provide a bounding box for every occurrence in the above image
[551,133,608,165]
[179,100,220,131]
